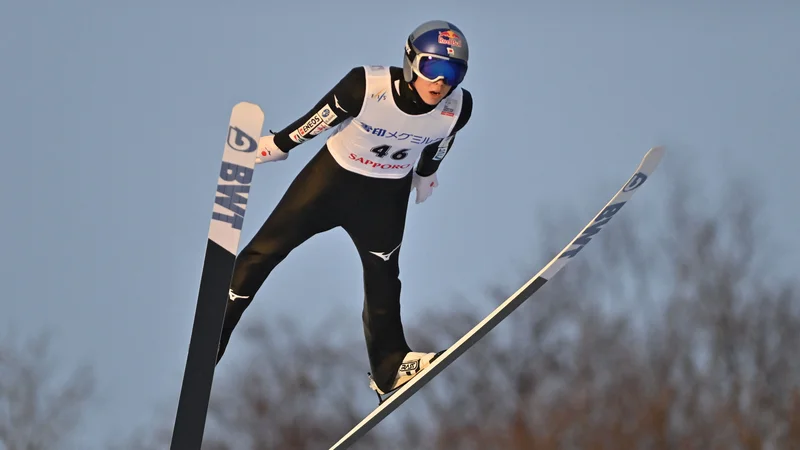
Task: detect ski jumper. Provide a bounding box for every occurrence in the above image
[217,65,473,392]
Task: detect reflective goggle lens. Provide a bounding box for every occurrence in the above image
[417,55,467,86]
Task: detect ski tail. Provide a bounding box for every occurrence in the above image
[170,102,264,450]
[328,146,665,450]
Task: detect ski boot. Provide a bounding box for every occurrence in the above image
[368,350,444,404]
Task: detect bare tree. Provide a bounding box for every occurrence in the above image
[122,318,396,450]
[0,330,94,450]
[200,319,391,450]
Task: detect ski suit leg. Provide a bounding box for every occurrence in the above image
[341,171,414,393]
[217,148,342,363]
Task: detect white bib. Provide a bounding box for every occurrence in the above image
[326,65,462,179]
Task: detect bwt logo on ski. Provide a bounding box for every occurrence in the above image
[226,126,257,153]
[212,162,254,230]
[623,172,648,192]
[559,201,627,259]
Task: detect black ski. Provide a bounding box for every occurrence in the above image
[328,146,665,449]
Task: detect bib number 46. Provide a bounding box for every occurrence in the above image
[371,145,409,160]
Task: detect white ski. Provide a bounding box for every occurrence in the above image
[328,146,665,450]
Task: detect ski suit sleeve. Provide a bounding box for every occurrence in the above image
[414,88,473,177]
[271,67,367,152]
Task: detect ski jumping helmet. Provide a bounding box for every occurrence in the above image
[403,20,469,88]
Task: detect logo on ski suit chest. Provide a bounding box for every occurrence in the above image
[359,122,442,146]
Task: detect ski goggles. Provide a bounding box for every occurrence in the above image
[412,53,467,86]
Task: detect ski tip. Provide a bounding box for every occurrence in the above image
[646,145,666,160]
[233,101,261,109]
[232,101,264,117]
[638,146,666,174]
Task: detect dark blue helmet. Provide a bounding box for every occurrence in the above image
[403,20,469,88]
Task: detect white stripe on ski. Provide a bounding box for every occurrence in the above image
[328,146,665,450]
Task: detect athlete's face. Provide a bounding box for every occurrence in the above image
[413,77,451,105]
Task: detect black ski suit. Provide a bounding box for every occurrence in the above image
[216,65,472,392]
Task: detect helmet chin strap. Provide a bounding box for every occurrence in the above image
[403,78,427,106]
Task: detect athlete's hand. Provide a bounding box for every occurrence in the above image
[411,171,438,204]
[255,135,288,164]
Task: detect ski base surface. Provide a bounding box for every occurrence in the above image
[328,146,665,450]
[170,102,264,450]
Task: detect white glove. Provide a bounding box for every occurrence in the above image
[255,134,288,164]
[411,171,438,204]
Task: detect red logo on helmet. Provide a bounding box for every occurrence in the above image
[438,30,462,47]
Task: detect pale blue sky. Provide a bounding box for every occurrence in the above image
[4,0,799,448]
